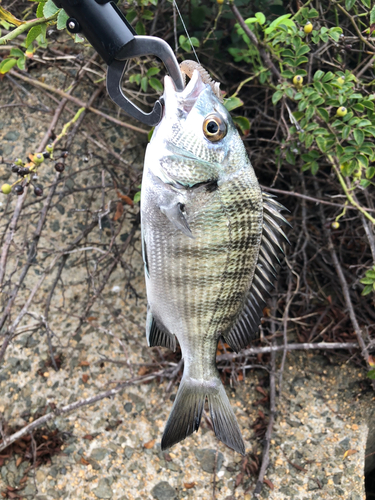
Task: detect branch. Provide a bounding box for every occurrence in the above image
[9,69,149,134]
[229,2,281,81]
[0,14,59,45]
[0,373,162,453]
[216,342,358,362]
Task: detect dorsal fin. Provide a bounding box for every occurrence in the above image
[223,192,291,353]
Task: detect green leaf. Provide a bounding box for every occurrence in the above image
[296,45,310,57]
[362,285,374,296]
[272,90,284,105]
[142,10,154,21]
[322,83,333,97]
[367,369,375,379]
[224,96,244,112]
[126,9,137,24]
[365,126,375,137]
[345,0,356,10]
[353,104,364,113]
[286,149,295,165]
[36,1,46,18]
[26,25,42,47]
[148,77,163,92]
[366,167,375,179]
[296,55,308,65]
[9,48,24,58]
[281,70,294,78]
[371,6,375,25]
[135,21,146,35]
[0,58,17,74]
[314,81,323,93]
[313,70,324,81]
[17,56,26,70]
[233,116,251,136]
[311,161,319,175]
[363,100,374,110]
[361,0,371,8]
[322,72,334,82]
[133,191,141,203]
[317,107,329,122]
[141,76,148,93]
[255,12,266,25]
[342,125,351,140]
[357,120,372,127]
[358,155,368,168]
[316,136,326,152]
[353,129,364,146]
[308,8,319,18]
[244,17,258,25]
[146,67,160,77]
[57,9,69,30]
[305,134,314,148]
[43,0,59,17]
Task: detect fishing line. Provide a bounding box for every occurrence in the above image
[173,0,200,65]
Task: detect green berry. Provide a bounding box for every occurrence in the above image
[1,184,12,195]
[304,22,313,34]
[33,153,44,164]
[293,75,303,86]
[15,158,24,166]
[336,106,347,117]
[331,221,340,230]
[46,144,54,153]
[337,77,344,85]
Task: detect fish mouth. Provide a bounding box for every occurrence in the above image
[164,69,207,113]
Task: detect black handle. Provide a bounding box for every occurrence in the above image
[53,0,136,65]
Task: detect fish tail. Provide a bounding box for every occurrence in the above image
[161,373,245,455]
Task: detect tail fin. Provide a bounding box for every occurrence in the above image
[161,374,245,455]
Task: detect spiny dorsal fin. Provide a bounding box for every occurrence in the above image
[223,192,290,353]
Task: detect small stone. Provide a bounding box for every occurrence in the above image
[4,131,20,141]
[124,446,134,459]
[93,478,113,499]
[90,448,109,461]
[124,402,133,413]
[195,449,224,473]
[151,481,177,500]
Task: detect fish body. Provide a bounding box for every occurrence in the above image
[141,69,288,454]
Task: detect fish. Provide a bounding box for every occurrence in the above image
[140,64,290,455]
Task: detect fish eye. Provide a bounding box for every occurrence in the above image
[203,114,227,142]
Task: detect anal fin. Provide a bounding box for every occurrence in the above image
[146,306,176,351]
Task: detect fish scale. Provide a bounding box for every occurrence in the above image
[141,67,290,454]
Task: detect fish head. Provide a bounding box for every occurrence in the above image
[148,69,249,184]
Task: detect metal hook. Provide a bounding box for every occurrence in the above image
[107,36,184,127]
[53,0,184,127]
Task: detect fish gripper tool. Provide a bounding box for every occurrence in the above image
[53,0,184,126]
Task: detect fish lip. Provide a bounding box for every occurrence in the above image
[164,70,206,102]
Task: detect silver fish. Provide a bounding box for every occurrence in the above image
[141,68,289,454]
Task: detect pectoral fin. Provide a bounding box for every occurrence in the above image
[160,202,193,238]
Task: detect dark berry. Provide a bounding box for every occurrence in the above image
[43,151,51,159]
[34,186,43,196]
[14,185,24,195]
[55,162,65,172]
[61,151,69,159]
[11,165,19,173]
[18,168,29,176]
